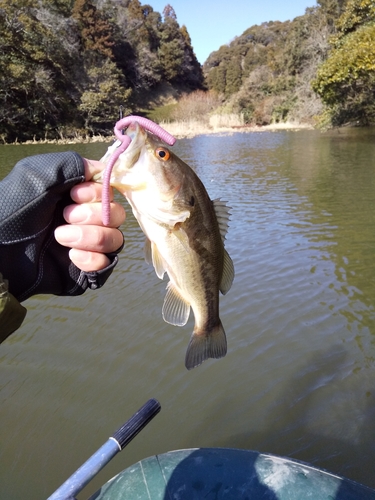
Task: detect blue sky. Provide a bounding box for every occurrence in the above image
[149,0,317,64]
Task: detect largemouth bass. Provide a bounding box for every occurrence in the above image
[99,122,234,370]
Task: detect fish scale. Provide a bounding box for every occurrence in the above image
[97,121,235,370]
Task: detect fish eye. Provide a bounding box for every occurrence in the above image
[155,147,170,161]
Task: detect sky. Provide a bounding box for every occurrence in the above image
[149,0,317,64]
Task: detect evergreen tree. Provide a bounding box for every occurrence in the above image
[158,5,184,81]
[72,0,114,59]
[158,4,203,87]
[179,25,204,88]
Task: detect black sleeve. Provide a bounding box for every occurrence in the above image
[0,152,120,302]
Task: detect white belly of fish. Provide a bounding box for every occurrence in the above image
[126,189,212,327]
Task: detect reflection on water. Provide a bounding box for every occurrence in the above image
[0,128,375,498]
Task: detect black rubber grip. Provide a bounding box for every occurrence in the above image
[112,398,161,450]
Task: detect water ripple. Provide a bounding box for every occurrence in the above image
[1,129,375,497]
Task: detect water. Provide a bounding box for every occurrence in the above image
[0,129,374,498]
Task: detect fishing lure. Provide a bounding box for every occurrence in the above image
[101,116,176,226]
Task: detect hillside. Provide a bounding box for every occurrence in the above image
[0,0,203,142]
[202,0,375,128]
[203,12,328,126]
[1,0,374,142]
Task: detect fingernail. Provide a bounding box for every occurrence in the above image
[70,183,98,201]
[55,226,82,245]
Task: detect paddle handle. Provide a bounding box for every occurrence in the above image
[113,398,161,449]
[47,399,161,500]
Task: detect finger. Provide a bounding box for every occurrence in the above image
[63,201,126,227]
[69,248,111,272]
[70,181,113,204]
[55,225,124,254]
[82,158,106,180]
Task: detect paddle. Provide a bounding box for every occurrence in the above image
[47,398,161,500]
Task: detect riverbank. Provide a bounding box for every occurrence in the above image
[5,120,314,146]
[161,119,314,139]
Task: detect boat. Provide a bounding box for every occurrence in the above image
[48,399,375,500]
[91,447,375,500]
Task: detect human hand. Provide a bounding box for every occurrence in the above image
[0,151,124,302]
[54,159,126,272]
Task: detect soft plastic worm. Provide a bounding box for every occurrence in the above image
[101,116,176,226]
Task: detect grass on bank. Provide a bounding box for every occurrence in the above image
[11,115,311,146]
[5,90,312,145]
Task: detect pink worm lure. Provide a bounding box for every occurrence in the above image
[101,115,176,226]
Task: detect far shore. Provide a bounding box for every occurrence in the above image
[4,121,314,146]
[162,120,314,139]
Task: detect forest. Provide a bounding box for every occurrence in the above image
[203,0,375,129]
[0,0,374,142]
[0,0,203,142]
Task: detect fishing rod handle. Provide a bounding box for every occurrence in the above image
[112,398,161,449]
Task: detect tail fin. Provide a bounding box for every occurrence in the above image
[185,321,227,370]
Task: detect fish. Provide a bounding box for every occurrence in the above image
[98,121,235,369]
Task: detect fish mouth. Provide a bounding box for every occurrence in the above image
[119,121,147,163]
[115,120,148,157]
[125,121,142,141]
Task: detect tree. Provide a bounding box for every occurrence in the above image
[163,4,177,20]
[72,0,114,59]
[317,0,349,26]
[79,59,132,131]
[158,4,203,86]
[312,0,375,125]
[225,57,242,94]
[0,0,204,140]
[111,0,163,88]
[0,0,79,141]
[179,25,204,88]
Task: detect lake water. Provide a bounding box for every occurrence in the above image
[0,128,375,498]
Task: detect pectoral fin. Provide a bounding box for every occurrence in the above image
[144,238,152,265]
[220,249,235,295]
[149,207,190,226]
[147,241,166,279]
[172,225,191,253]
[162,282,190,326]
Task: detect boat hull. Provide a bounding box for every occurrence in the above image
[90,447,375,499]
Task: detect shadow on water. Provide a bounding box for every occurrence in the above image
[193,343,375,489]
[154,343,375,499]
[90,343,375,499]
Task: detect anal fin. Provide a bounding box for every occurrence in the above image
[162,282,190,326]
[220,249,235,295]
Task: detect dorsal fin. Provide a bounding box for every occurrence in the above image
[213,198,231,241]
